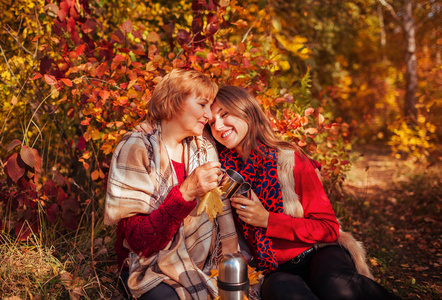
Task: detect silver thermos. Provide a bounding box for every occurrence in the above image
[218,253,249,300]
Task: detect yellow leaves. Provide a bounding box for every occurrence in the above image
[197,186,224,222]
[278,60,290,71]
[247,265,264,285]
[83,126,101,141]
[275,34,311,60]
[387,116,437,160]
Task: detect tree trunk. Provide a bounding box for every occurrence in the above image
[377,5,387,63]
[403,0,418,119]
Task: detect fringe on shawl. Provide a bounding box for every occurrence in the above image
[277,149,374,280]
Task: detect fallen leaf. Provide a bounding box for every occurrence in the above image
[210,269,219,277]
[197,186,224,222]
[60,271,73,289]
[248,265,264,285]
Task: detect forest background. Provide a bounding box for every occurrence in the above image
[0,0,440,299]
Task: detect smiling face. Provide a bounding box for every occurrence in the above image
[174,94,213,137]
[210,100,249,152]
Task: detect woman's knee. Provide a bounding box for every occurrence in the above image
[261,272,318,300]
[313,273,359,300]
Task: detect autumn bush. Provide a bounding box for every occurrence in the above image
[0,1,353,298]
[3,0,439,298]
[1,0,349,240]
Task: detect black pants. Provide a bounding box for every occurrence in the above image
[261,245,401,300]
[119,269,179,300]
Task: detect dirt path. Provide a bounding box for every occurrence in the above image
[341,145,441,299]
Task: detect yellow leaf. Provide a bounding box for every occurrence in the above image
[197,186,224,222]
[210,269,219,277]
[248,265,264,285]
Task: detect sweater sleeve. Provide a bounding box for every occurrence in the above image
[123,185,196,258]
[266,152,339,244]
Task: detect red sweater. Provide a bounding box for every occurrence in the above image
[115,161,194,267]
[265,152,339,264]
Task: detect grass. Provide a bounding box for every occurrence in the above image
[0,214,123,300]
[0,233,67,299]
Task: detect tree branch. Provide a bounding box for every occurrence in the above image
[0,44,23,89]
[242,15,261,43]
[3,25,33,56]
[378,0,401,21]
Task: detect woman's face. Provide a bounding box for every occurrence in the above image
[209,100,248,150]
[174,94,213,137]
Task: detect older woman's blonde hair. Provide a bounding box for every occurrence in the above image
[147,69,218,121]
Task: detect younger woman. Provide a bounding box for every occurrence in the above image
[209,86,400,300]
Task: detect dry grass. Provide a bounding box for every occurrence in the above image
[0,217,123,300]
[0,233,67,299]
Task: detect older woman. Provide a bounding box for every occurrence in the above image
[104,69,238,300]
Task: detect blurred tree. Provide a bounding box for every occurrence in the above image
[379,0,418,119]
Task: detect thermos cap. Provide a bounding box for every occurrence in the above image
[218,253,249,284]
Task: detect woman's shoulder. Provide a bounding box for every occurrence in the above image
[113,132,156,164]
[277,148,318,170]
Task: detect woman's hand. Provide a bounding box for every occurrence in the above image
[134,120,153,133]
[180,162,222,202]
[231,191,269,228]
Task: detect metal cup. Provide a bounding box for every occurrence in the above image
[235,182,251,197]
[220,169,245,199]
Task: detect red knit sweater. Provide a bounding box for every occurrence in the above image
[265,152,339,264]
[114,160,194,267]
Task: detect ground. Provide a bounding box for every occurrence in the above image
[340,145,441,300]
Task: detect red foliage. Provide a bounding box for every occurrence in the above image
[1,0,350,239]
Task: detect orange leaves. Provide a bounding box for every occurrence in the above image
[147,31,160,43]
[91,169,105,181]
[60,78,72,87]
[75,44,86,56]
[20,145,41,173]
[117,96,129,105]
[122,20,133,33]
[44,74,57,85]
[96,63,107,78]
[99,90,110,101]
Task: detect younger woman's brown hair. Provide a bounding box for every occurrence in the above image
[147,69,218,121]
[214,86,302,157]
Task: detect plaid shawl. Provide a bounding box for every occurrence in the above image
[105,126,238,299]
